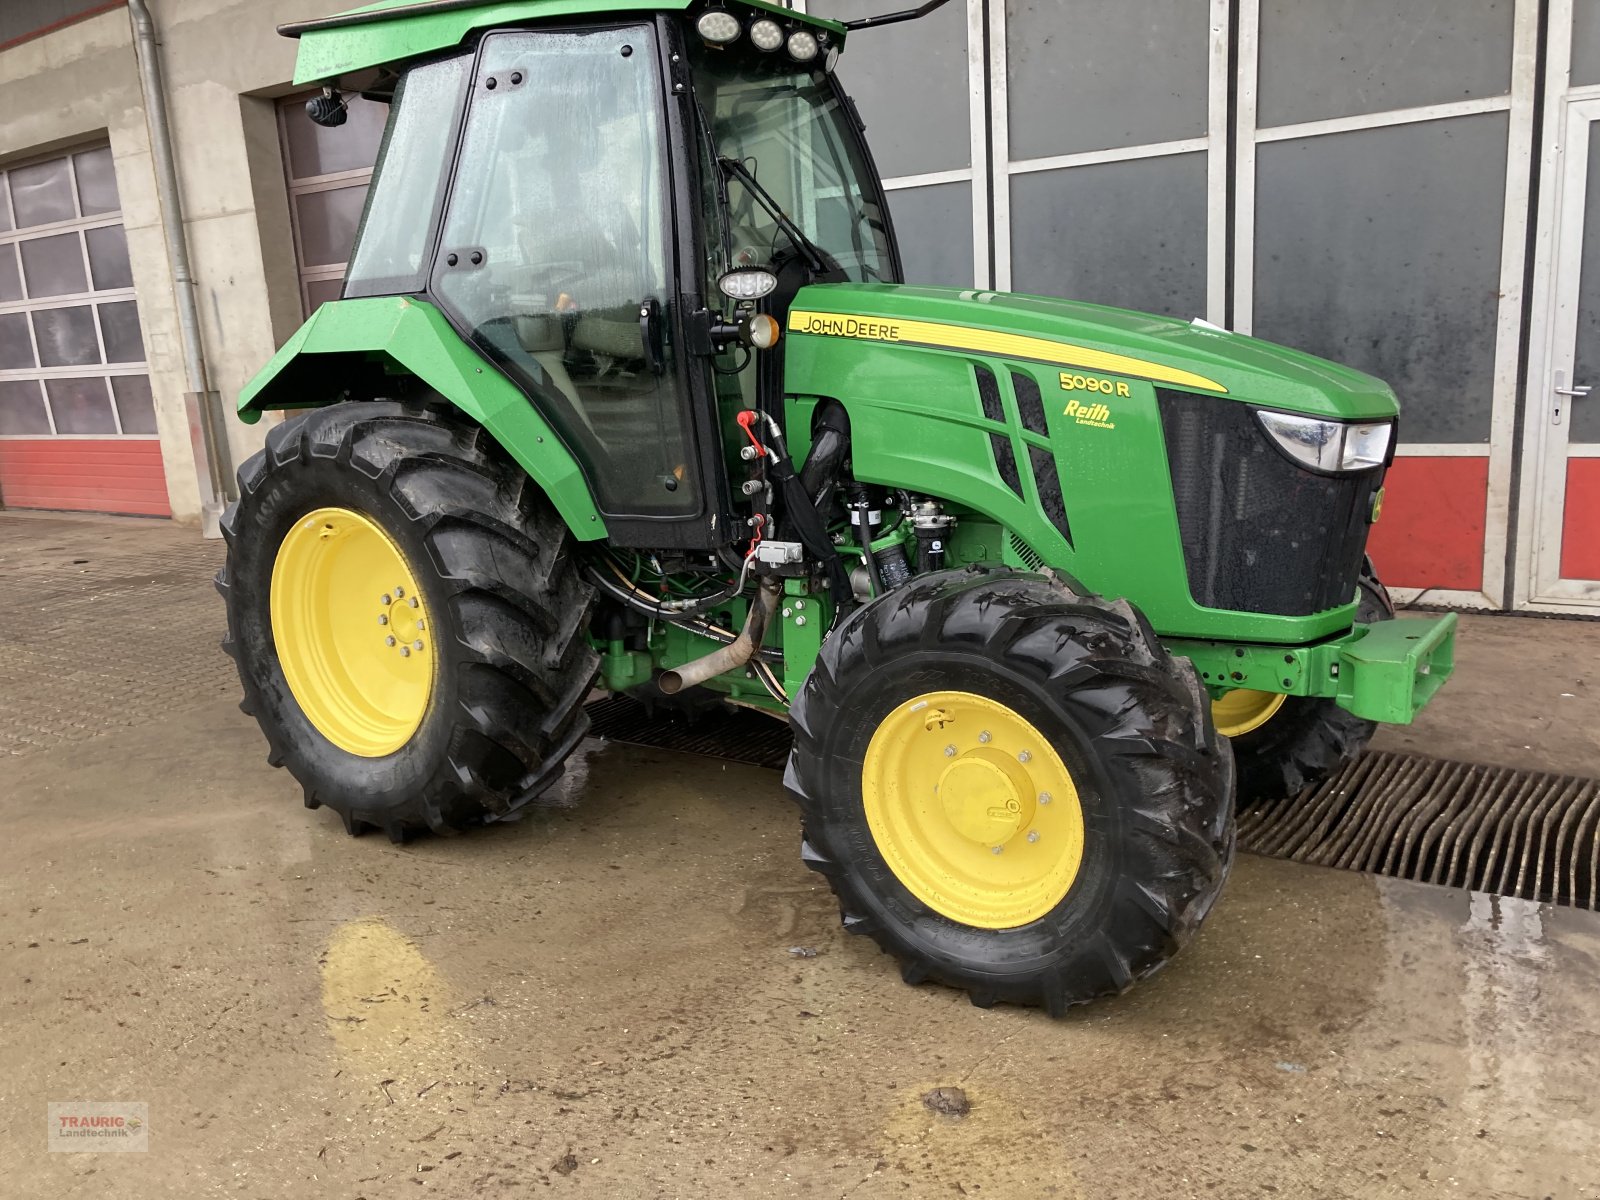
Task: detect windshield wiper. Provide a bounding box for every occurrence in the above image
[717,155,835,277]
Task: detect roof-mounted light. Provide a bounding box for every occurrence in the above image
[749,17,785,51]
[696,9,742,44]
[786,28,820,62]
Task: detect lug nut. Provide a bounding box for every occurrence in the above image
[1039,792,1052,805]
[385,635,397,647]
[394,586,405,598]
[1018,750,1031,763]
[381,593,392,605]
[944,745,956,757]
[409,597,420,608]
[978,731,992,744]
[1027,830,1040,844]
[413,640,424,651]
[417,620,425,631]
[378,614,388,626]
[991,846,1003,855]
[399,646,410,658]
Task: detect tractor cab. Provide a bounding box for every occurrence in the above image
[287,2,887,549]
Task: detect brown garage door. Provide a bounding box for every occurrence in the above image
[0,145,167,516]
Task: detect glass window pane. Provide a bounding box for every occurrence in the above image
[10,157,76,227]
[46,376,116,434]
[1578,3,1600,87]
[74,147,120,216]
[1011,152,1208,319]
[0,379,51,435]
[85,224,133,291]
[0,177,12,231]
[825,0,971,177]
[295,185,368,267]
[283,92,389,178]
[1259,0,1514,129]
[887,183,975,288]
[304,278,344,312]
[0,243,21,302]
[99,301,145,363]
[0,312,35,370]
[345,55,471,297]
[1569,121,1600,444]
[1005,0,1209,160]
[19,231,89,298]
[434,26,695,519]
[32,305,100,367]
[1253,114,1508,443]
[111,374,157,434]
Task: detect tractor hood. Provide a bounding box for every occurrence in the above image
[785,283,1399,422]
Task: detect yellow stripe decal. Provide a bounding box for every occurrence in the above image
[787,310,1228,394]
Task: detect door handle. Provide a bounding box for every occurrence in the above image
[1553,370,1591,425]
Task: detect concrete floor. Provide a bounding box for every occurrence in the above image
[4,510,1600,1199]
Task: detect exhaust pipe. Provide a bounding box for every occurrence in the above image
[658,579,781,696]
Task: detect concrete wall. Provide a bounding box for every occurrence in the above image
[0,0,325,523]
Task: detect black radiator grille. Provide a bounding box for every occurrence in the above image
[1158,390,1383,616]
[974,365,1022,497]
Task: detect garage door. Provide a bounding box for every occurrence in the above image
[0,146,167,516]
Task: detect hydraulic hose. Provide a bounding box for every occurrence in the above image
[658,578,782,695]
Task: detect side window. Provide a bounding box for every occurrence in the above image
[345,54,472,299]
[432,26,695,519]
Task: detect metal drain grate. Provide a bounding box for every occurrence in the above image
[584,699,1600,910]
[1238,749,1600,910]
[586,695,794,769]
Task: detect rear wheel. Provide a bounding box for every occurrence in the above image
[786,568,1235,1014]
[1216,564,1395,805]
[218,401,598,841]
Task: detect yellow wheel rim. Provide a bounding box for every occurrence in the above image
[1211,689,1287,738]
[861,691,1087,930]
[270,507,434,757]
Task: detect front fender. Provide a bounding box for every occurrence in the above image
[239,296,605,539]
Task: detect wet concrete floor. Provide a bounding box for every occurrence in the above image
[3,511,1600,1198]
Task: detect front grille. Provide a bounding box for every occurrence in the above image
[1158,390,1383,616]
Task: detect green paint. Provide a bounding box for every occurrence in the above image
[292,0,846,84]
[238,296,606,539]
[1171,612,1457,725]
[783,282,1400,642]
[781,577,824,699]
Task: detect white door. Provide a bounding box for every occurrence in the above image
[1526,95,1600,608]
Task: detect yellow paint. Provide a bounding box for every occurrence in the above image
[1211,689,1288,737]
[788,309,1228,393]
[861,691,1085,929]
[270,506,433,757]
[320,918,450,1055]
[1059,371,1131,398]
[1063,398,1116,429]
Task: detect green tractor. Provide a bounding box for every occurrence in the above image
[220,0,1457,1014]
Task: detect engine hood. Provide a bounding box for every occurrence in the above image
[786,283,1399,422]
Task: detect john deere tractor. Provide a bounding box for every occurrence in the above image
[221,0,1457,1013]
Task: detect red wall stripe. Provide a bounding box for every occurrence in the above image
[1365,455,1488,593]
[0,439,170,517]
[1560,459,1600,581]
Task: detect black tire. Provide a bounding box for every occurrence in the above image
[1227,563,1396,806]
[786,567,1235,1015]
[217,401,598,842]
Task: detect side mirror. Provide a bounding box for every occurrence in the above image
[718,268,778,301]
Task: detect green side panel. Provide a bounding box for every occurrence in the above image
[238,296,606,539]
[291,0,846,83]
[783,282,1401,643]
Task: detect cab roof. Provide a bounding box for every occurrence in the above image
[282,0,846,84]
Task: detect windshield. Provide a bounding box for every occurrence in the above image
[691,49,895,285]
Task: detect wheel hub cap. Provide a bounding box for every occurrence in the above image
[270,507,433,758]
[862,691,1086,929]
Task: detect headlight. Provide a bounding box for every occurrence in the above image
[1256,411,1392,473]
[787,29,820,61]
[749,18,785,51]
[696,10,742,43]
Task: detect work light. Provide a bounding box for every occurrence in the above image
[749,17,785,51]
[1256,411,1393,473]
[696,9,742,43]
[787,29,820,61]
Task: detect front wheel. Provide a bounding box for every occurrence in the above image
[786,568,1235,1015]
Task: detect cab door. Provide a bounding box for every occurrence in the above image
[428,22,719,539]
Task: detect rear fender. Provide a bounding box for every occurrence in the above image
[238,296,605,539]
